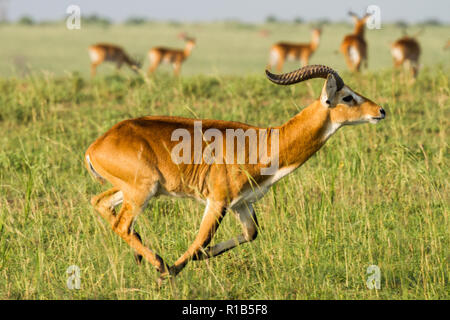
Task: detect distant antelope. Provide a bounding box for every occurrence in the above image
[391,32,421,78]
[259,29,271,38]
[444,40,450,50]
[177,32,188,40]
[268,28,322,71]
[148,36,196,76]
[85,65,385,283]
[88,43,140,77]
[340,11,371,72]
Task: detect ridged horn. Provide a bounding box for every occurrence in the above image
[265,65,345,91]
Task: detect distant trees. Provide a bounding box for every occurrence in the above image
[293,16,304,24]
[265,15,331,25]
[265,15,278,24]
[17,15,34,25]
[420,18,442,26]
[15,13,113,27]
[124,16,148,25]
[83,14,111,27]
[8,13,447,28]
[394,20,409,29]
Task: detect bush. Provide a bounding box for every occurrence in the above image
[420,18,442,26]
[83,14,111,27]
[394,20,409,29]
[266,15,278,23]
[293,16,304,24]
[316,18,331,25]
[124,16,148,25]
[17,16,34,26]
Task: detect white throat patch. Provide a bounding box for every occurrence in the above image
[322,122,341,142]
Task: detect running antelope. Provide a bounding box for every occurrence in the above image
[391,34,421,77]
[88,43,140,77]
[268,28,321,71]
[148,36,196,76]
[85,65,385,283]
[340,11,371,72]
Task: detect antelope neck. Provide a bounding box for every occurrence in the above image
[277,102,338,168]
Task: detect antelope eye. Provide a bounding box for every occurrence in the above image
[343,95,353,102]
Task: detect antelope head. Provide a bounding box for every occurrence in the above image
[348,11,371,35]
[265,65,386,126]
[185,37,196,49]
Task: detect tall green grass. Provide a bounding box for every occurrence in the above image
[0,66,448,299]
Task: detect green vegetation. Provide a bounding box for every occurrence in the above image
[0,23,448,299]
[0,22,448,77]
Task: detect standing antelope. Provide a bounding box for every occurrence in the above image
[147,36,196,76]
[88,43,140,77]
[268,28,322,71]
[340,11,371,72]
[445,40,450,50]
[85,65,385,283]
[391,33,421,78]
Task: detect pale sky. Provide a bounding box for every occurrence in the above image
[5,0,450,23]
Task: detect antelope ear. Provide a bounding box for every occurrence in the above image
[362,13,372,22]
[320,74,338,107]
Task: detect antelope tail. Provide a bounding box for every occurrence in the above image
[85,154,106,184]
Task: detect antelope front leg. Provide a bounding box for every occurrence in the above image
[90,62,100,77]
[173,62,181,76]
[164,200,226,279]
[276,59,284,72]
[193,202,258,260]
[343,54,355,72]
[147,59,160,75]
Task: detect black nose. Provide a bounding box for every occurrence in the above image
[380,108,386,118]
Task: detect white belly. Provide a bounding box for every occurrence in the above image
[230,186,271,208]
[230,165,297,208]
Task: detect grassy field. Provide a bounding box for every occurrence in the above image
[0,22,448,300]
[0,22,449,77]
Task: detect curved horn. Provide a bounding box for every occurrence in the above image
[265,64,345,90]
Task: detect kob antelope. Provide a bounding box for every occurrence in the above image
[445,40,450,50]
[85,65,385,283]
[340,11,371,72]
[391,34,421,77]
[88,43,140,77]
[148,36,196,76]
[268,28,321,71]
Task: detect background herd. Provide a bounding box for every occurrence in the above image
[88,10,429,79]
